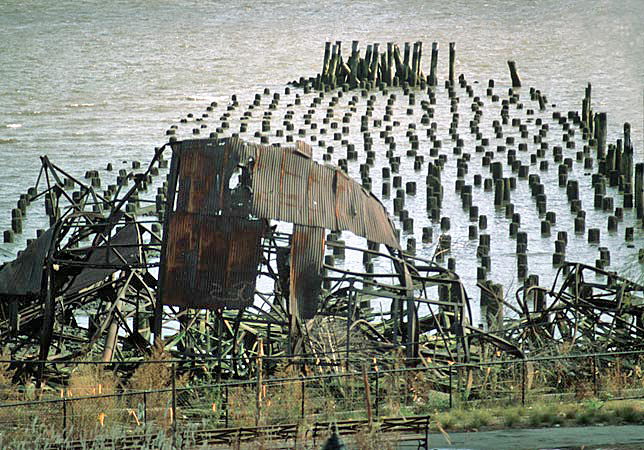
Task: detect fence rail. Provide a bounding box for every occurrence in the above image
[1,349,644,446]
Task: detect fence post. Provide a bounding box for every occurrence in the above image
[143,391,147,424]
[301,375,305,420]
[449,366,453,409]
[346,290,353,372]
[62,397,67,439]
[255,338,263,427]
[521,359,526,406]
[593,355,598,396]
[171,362,177,435]
[225,385,229,428]
[375,369,380,418]
[362,365,372,426]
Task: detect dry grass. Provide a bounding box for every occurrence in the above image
[128,340,185,428]
[352,425,398,450]
[0,348,14,401]
[66,363,122,438]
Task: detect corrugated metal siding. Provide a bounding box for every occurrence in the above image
[246,139,399,248]
[251,143,283,220]
[159,136,400,309]
[162,213,264,309]
[290,225,325,320]
[307,163,336,227]
[175,139,235,214]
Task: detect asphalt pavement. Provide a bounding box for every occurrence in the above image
[397,425,644,449]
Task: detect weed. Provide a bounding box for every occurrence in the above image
[352,425,398,450]
[128,340,186,428]
[66,363,122,438]
[614,402,644,423]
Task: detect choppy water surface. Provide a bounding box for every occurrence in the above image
[1,0,643,315]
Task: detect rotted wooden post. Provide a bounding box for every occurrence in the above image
[429,42,439,86]
[448,42,456,85]
[508,60,521,87]
[595,112,607,160]
[349,40,359,87]
[322,41,332,82]
[635,163,644,219]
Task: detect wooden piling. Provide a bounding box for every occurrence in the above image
[507,61,521,87]
[448,42,456,86]
[429,42,439,86]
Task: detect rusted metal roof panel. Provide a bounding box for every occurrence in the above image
[334,170,365,236]
[251,143,283,220]
[290,225,325,320]
[66,223,141,294]
[0,228,53,297]
[161,213,264,309]
[167,137,399,248]
[174,139,234,214]
[362,191,398,248]
[307,162,336,228]
[279,147,311,224]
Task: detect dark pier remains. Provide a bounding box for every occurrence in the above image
[0,41,642,401]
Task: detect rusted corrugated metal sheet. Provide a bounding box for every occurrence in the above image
[307,162,336,227]
[162,213,264,309]
[174,139,235,214]
[168,137,399,247]
[290,225,325,320]
[0,228,53,297]
[251,143,283,219]
[159,136,399,310]
[247,140,399,249]
[66,223,141,294]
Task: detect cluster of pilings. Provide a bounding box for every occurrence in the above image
[164,41,643,322]
[291,40,458,91]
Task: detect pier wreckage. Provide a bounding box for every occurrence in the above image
[1,40,643,393]
[0,137,478,379]
[0,136,642,387]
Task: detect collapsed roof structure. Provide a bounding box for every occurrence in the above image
[0,137,642,391]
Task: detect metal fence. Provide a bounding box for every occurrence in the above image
[1,349,644,443]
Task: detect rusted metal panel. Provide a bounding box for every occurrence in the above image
[168,137,400,248]
[280,147,311,224]
[66,223,141,294]
[362,191,399,248]
[0,228,53,297]
[307,162,336,227]
[162,213,264,309]
[290,225,325,320]
[246,140,399,248]
[174,139,235,214]
[159,136,399,309]
[334,170,366,236]
[251,143,283,220]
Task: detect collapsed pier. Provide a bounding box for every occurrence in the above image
[0,41,643,397]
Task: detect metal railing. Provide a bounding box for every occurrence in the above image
[1,349,644,444]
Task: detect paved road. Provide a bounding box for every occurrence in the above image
[398,425,644,449]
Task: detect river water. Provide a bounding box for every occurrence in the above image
[1,1,643,312]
